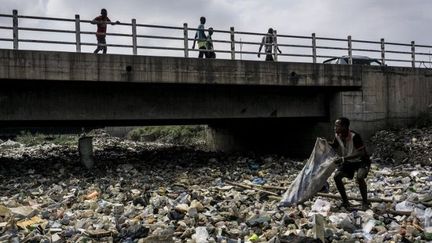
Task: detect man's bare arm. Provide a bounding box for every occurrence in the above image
[335,147,366,164]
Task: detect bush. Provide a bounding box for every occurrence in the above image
[127,125,206,145]
[15,132,78,146]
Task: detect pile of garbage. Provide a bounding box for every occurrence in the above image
[0,129,432,242]
[371,126,432,165]
[0,130,177,163]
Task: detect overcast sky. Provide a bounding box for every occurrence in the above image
[1,0,431,64]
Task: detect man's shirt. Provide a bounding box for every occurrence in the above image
[262,34,275,53]
[331,130,371,167]
[196,24,206,40]
[94,16,111,36]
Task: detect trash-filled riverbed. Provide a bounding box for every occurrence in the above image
[0,128,431,242]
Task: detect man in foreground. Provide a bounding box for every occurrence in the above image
[331,117,371,210]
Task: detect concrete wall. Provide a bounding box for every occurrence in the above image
[207,66,432,155]
[341,67,432,140]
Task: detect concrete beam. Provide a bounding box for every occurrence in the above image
[0,49,362,87]
[0,82,329,126]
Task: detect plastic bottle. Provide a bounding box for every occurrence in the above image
[425,208,432,228]
[424,208,432,240]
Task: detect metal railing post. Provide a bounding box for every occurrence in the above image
[12,9,18,49]
[75,14,81,52]
[230,27,235,60]
[183,23,188,58]
[132,19,137,55]
[312,33,317,64]
[380,38,385,66]
[273,30,278,62]
[347,35,352,65]
[411,41,415,68]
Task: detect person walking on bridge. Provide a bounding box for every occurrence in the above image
[258,28,282,61]
[331,117,371,210]
[91,8,120,54]
[192,16,207,58]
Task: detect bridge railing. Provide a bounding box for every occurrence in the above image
[1,9,431,68]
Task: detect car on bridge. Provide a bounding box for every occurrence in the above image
[323,55,383,66]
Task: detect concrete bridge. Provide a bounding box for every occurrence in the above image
[0,49,431,155]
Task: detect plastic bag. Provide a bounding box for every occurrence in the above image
[395,200,415,212]
[279,138,338,207]
[310,198,332,216]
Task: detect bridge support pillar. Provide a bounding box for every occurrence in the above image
[205,92,344,157]
[78,136,94,169]
[328,92,343,126]
[206,126,243,152]
[206,119,328,157]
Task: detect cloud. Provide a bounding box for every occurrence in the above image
[0,0,49,16]
[1,0,431,61]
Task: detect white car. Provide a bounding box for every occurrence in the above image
[323,55,383,66]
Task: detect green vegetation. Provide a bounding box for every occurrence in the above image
[127,125,206,145]
[15,132,78,146]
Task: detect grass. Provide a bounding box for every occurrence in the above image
[15,132,78,146]
[127,125,206,145]
[7,126,207,147]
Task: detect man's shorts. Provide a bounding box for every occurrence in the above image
[97,36,106,45]
[337,162,370,179]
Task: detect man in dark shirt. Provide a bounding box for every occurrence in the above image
[91,9,120,54]
[331,117,371,210]
[258,28,282,61]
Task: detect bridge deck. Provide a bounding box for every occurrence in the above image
[0,49,364,87]
[3,49,410,128]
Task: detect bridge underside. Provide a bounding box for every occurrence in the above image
[0,80,335,126]
[0,80,343,156]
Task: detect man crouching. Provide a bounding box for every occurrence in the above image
[331,117,371,210]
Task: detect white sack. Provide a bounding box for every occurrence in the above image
[279,138,338,207]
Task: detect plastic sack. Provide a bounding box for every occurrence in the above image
[279,138,338,207]
[395,200,416,212]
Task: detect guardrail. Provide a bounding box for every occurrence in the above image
[1,9,431,68]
